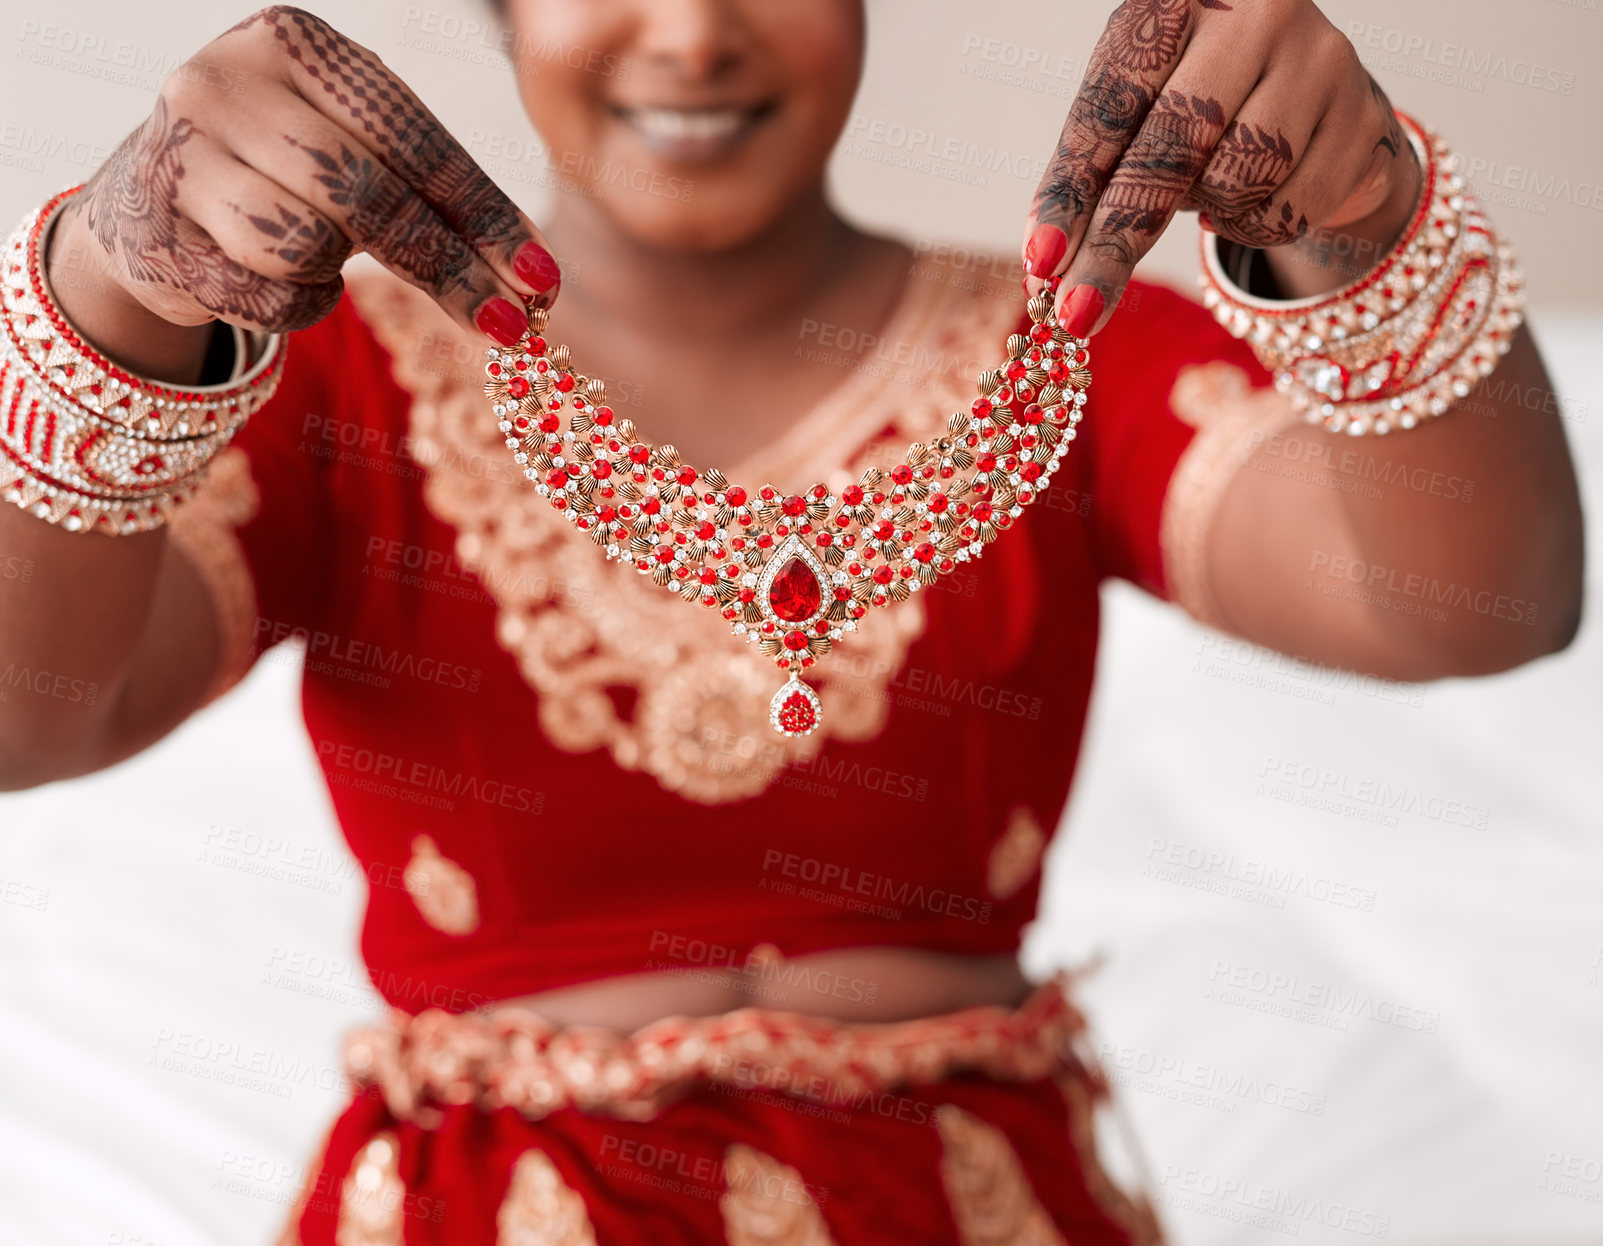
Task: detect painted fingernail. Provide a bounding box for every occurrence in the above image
[1023,223,1068,277]
[476,297,526,346]
[1059,284,1105,340]
[1197,211,1216,234]
[513,241,561,293]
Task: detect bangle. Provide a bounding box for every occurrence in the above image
[0,185,288,533]
[1198,114,1525,436]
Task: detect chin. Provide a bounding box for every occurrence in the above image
[591,184,793,255]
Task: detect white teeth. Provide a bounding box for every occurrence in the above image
[626,108,749,142]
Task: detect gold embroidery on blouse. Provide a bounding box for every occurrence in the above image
[166,446,262,706]
[344,256,1021,804]
[496,1149,598,1246]
[987,806,1047,900]
[336,1132,405,1246]
[1055,1071,1166,1246]
[1160,362,1300,629]
[403,834,480,935]
[720,1144,838,1246]
[936,1104,1068,1246]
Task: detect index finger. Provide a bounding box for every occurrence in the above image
[1023,0,1201,293]
[234,6,560,301]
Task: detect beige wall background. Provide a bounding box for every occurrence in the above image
[2,0,1599,309]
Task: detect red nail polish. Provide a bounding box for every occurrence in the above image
[476,297,526,346]
[1023,223,1068,278]
[1197,212,1216,234]
[513,241,561,293]
[1059,284,1105,340]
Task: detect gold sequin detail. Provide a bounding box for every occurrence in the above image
[403,834,480,935]
[720,1144,838,1245]
[987,806,1047,900]
[936,1104,1068,1246]
[496,1149,598,1246]
[344,257,1020,803]
[336,1132,405,1246]
[1160,362,1300,629]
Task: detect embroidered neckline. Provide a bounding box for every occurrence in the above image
[345,252,1022,803]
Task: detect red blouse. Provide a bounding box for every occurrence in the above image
[170,253,1283,1013]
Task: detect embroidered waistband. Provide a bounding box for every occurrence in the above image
[344,971,1090,1123]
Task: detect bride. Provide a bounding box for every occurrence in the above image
[0,1,1581,1241]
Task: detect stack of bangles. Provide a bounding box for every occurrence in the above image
[0,186,287,535]
[1199,111,1524,436]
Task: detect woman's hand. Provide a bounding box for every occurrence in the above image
[1021,0,1420,336]
[51,5,561,355]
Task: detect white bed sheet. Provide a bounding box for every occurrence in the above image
[0,315,1599,1246]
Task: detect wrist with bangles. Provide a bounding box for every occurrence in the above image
[1198,112,1525,436]
[0,185,287,535]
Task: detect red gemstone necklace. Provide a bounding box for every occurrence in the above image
[482,276,1090,737]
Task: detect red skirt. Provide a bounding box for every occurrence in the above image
[280,975,1163,1244]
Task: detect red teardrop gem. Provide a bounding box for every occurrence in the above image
[768,556,823,622]
[777,690,817,734]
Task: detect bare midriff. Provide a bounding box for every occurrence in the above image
[489,947,1032,1032]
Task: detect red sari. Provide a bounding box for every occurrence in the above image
[167,248,1292,1244]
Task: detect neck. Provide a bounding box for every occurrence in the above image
[544,184,858,343]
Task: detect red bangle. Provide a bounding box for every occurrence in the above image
[0,186,288,533]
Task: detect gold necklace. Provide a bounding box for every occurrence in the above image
[483,278,1090,737]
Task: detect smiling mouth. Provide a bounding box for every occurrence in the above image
[611,103,776,159]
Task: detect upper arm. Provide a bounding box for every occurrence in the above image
[1201,324,1582,678]
[1086,282,1581,680]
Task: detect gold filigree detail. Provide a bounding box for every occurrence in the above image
[1056,1071,1166,1246]
[987,806,1047,900]
[937,1104,1068,1246]
[344,255,1021,803]
[1160,362,1300,628]
[336,1132,404,1246]
[166,446,261,705]
[344,973,1085,1125]
[403,834,480,935]
[720,1144,838,1245]
[497,1149,598,1246]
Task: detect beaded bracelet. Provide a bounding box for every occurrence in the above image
[1198,114,1525,436]
[0,186,287,533]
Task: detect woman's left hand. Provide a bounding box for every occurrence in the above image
[1023,0,1419,337]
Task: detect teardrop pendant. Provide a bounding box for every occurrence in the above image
[769,677,822,737]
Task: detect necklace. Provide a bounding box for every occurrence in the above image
[482,275,1090,738]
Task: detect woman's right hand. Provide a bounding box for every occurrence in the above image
[48,4,560,355]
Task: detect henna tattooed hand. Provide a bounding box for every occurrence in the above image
[1021,0,1420,336]
[55,5,561,344]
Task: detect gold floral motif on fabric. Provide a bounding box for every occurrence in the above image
[165,446,262,705]
[403,834,480,935]
[936,1104,1069,1246]
[987,806,1048,900]
[1160,361,1300,629]
[344,256,1021,803]
[336,1132,405,1246]
[720,1144,838,1246]
[496,1149,599,1246]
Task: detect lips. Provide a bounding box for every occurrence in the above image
[610,103,776,160]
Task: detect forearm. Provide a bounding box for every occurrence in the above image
[0,207,217,787]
